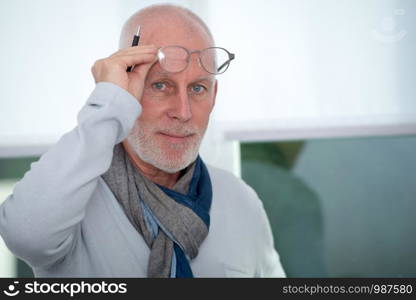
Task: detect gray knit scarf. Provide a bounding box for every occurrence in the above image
[102,144,208,277]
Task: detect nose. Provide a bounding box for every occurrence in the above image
[167,86,192,122]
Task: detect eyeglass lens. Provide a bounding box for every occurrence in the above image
[158,46,232,74]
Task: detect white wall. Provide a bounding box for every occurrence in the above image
[203,0,416,140]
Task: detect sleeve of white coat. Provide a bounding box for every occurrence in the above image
[257,211,287,277]
[0,82,140,269]
[248,186,286,277]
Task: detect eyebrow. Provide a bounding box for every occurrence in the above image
[193,76,215,82]
[151,71,215,83]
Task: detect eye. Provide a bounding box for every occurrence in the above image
[152,82,167,91]
[190,84,206,94]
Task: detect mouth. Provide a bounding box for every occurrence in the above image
[157,132,195,143]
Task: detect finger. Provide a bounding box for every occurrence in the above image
[114,54,157,70]
[110,45,158,58]
[110,49,156,59]
[112,49,158,62]
[133,55,159,78]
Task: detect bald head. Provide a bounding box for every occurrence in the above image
[119,4,214,50]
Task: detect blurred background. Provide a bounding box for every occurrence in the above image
[0,0,415,277]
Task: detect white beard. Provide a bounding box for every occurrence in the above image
[127,119,205,173]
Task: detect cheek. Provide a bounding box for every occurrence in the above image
[192,103,213,128]
[139,93,215,127]
[137,97,166,123]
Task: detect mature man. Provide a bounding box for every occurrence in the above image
[0,4,285,277]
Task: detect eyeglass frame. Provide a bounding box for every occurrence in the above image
[157,45,235,75]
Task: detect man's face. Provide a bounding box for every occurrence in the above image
[127,24,217,173]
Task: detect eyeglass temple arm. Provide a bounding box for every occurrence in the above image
[217,53,235,73]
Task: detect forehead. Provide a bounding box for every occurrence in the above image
[139,17,212,50]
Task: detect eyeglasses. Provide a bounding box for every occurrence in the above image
[157,46,235,75]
